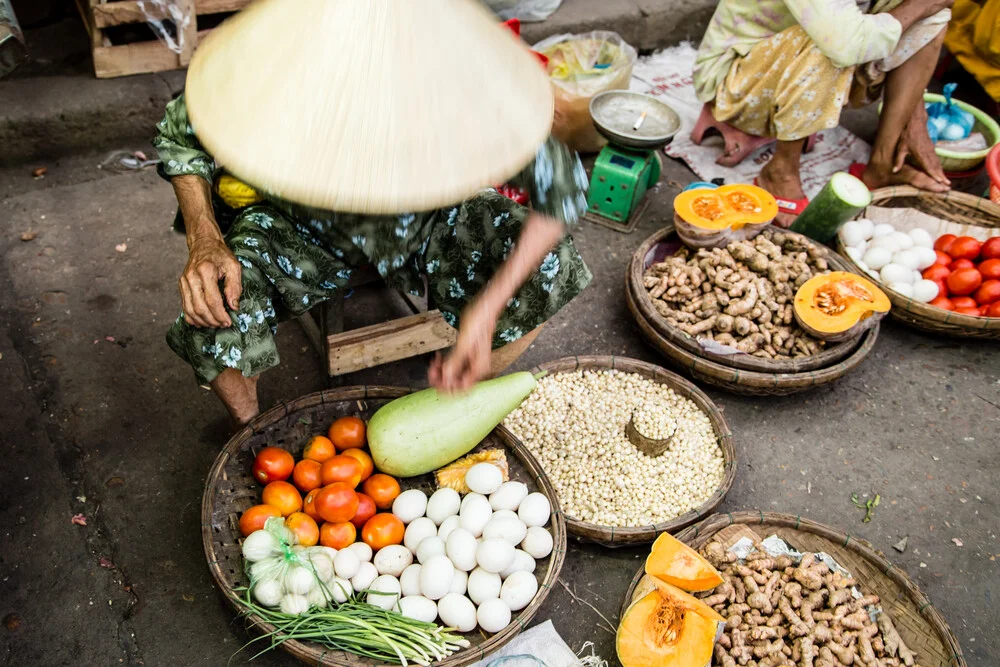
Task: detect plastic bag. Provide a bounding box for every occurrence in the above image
[926,83,976,142]
[534,31,638,153]
[137,0,192,55]
[488,0,564,22]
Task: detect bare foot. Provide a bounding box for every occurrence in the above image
[894,106,950,188]
[756,159,806,228]
[861,160,950,192]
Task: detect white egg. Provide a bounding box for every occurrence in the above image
[912,246,938,270]
[520,526,554,560]
[445,528,479,572]
[517,493,551,528]
[373,544,413,577]
[329,577,353,603]
[912,269,924,285]
[500,571,538,612]
[449,569,468,596]
[438,515,462,541]
[840,221,867,248]
[351,562,379,593]
[477,538,515,574]
[467,567,503,604]
[873,223,895,238]
[890,231,914,250]
[870,235,901,253]
[499,550,536,579]
[392,489,428,524]
[425,488,461,526]
[865,268,881,281]
[367,575,401,611]
[416,536,447,564]
[334,549,361,580]
[889,281,914,298]
[437,593,477,633]
[855,218,875,240]
[404,517,438,553]
[398,595,438,623]
[913,279,940,303]
[482,516,528,545]
[490,509,520,523]
[880,263,913,285]
[844,247,865,267]
[400,564,423,597]
[908,227,934,247]
[419,555,455,600]
[489,481,530,512]
[465,463,504,495]
[892,249,919,270]
[344,542,372,564]
[862,247,893,271]
[459,493,493,537]
[477,598,512,634]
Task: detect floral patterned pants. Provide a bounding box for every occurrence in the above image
[166,191,592,385]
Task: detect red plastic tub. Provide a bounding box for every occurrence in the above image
[988,144,1000,205]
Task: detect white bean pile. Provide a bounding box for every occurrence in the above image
[504,370,725,527]
[633,401,677,440]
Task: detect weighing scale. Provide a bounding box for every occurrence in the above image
[585,91,681,233]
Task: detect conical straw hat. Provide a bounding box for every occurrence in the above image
[185,0,554,214]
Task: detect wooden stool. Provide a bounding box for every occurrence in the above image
[297,266,457,378]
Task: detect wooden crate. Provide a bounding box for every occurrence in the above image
[74,0,251,78]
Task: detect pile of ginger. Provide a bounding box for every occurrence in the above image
[698,541,919,667]
[642,230,831,359]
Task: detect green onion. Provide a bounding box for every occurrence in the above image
[232,589,470,666]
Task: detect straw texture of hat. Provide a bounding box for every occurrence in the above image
[185,0,555,214]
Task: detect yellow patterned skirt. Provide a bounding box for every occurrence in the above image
[712,1,949,141]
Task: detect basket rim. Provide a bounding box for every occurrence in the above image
[201,385,568,667]
[524,355,737,546]
[922,93,1000,161]
[625,269,881,387]
[629,225,867,373]
[619,511,966,667]
[835,186,1000,334]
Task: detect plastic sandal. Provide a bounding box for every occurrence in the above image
[753,177,809,216]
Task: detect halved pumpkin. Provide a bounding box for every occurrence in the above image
[617,576,724,667]
[644,532,724,592]
[794,272,891,342]
[674,184,778,249]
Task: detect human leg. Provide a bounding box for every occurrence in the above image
[211,370,260,425]
[755,138,808,228]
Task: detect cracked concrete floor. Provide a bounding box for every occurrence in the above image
[0,146,997,666]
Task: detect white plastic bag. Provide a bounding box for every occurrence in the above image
[137,0,193,55]
[492,0,564,22]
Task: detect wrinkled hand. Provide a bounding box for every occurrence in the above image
[180,237,242,328]
[428,304,497,393]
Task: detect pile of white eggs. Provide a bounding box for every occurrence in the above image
[839,219,940,303]
[365,462,554,634]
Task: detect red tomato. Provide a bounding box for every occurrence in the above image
[934,234,957,253]
[973,279,1000,305]
[950,258,975,271]
[328,416,367,450]
[361,474,402,510]
[956,307,983,316]
[981,237,1000,261]
[935,280,948,299]
[981,305,992,316]
[351,493,377,529]
[987,302,1000,317]
[314,482,359,523]
[933,250,952,267]
[947,268,983,296]
[361,514,405,550]
[948,236,982,261]
[252,447,294,484]
[929,296,954,311]
[978,258,1000,280]
[951,296,978,309]
[320,455,365,488]
[922,265,950,282]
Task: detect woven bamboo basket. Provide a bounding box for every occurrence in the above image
[620,511,966,667]
[629,226,865,373]
[519,356,736,547]
[202,386,567,666]
[625,272,880,396]
[836,187,1000,339]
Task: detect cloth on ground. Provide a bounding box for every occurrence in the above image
[630,43,870,198]
[469,620,598,667]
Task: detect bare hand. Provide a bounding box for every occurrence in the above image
[180,237,242,328]
[910,0,954,19]
[428,304,496,393]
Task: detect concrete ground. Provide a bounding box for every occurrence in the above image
[1,129,998,667]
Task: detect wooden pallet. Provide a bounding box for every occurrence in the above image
[74,0,250,78]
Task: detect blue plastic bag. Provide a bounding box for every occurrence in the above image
[926,83,975,142]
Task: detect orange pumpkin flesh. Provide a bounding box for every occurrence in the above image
[794,272,890,342]
[617,576,724,667]
[644,532,724,592]
[675,185,778,231]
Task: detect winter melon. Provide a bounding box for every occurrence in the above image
[790,172,872,243]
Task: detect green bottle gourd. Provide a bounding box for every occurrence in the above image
[789,172,872,243]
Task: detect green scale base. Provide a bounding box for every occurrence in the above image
[585,145,662,232]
